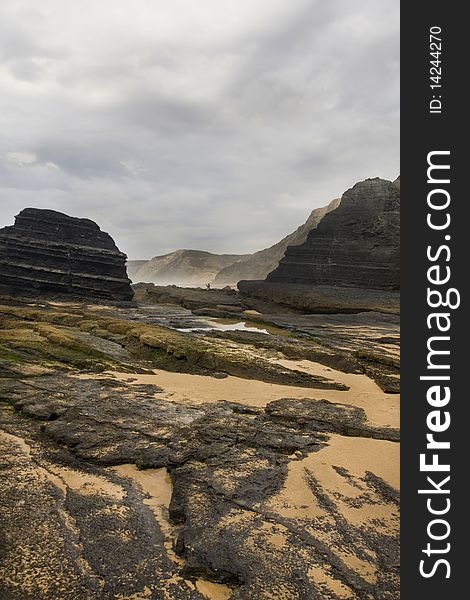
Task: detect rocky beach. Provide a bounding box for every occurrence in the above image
[0,296,399,600]
[0,181,400,599]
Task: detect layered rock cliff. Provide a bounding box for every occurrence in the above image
[213,197,341,285]
[266,178,400,289]
[238,177,400,313]
[0,208,133,301]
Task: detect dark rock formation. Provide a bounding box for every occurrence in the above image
[238,280,400,315]
[238,178,400,314]
[213,197,341,285]
[132,281,242,311]
[265,398,399,441]
[0,208,133,301]
[266,177,400,290]
[131,177,397,289]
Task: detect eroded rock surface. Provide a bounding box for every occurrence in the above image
[133,283,242,312]
[0,299,399,599]
[237,281,400,315]
[213,197,341,285]
[266,178,400,290]
[0,208,133,302]
[238,178,400,314]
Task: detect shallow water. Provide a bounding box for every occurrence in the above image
[104,304,274,335]
[176,319,270,334]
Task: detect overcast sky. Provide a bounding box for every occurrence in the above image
[1,0,399,259]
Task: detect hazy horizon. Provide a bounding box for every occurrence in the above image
[1,0,399,260]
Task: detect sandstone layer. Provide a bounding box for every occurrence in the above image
[0,208,133,302]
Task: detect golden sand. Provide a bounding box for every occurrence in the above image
[93,356,398,431]
[272,358,399,428]
[111,464,182,565]
[195,580,233,600]
[52,466,126,499]
[265,434,399,584]
[307,566,354,598]
[111,465,233,599]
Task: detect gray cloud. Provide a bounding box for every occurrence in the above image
[0,0,399,259]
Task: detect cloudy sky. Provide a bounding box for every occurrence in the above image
[0,0,399,259]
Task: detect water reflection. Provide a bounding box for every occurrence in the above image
[177,320,270,335]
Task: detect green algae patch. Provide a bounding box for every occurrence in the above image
[0,302,346,389]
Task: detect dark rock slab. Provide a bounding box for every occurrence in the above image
[0,366,399,599]
[265,398,399,441]
[132,282,241,311]
[238,281,400,315]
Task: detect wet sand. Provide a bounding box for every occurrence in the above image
[111,465,180,563]
[267,434,399,519]
[0,429,233,600]
[265,433,399,585]
[111,464,233,600]
[272,358,399,428]
[96,356,398,430]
